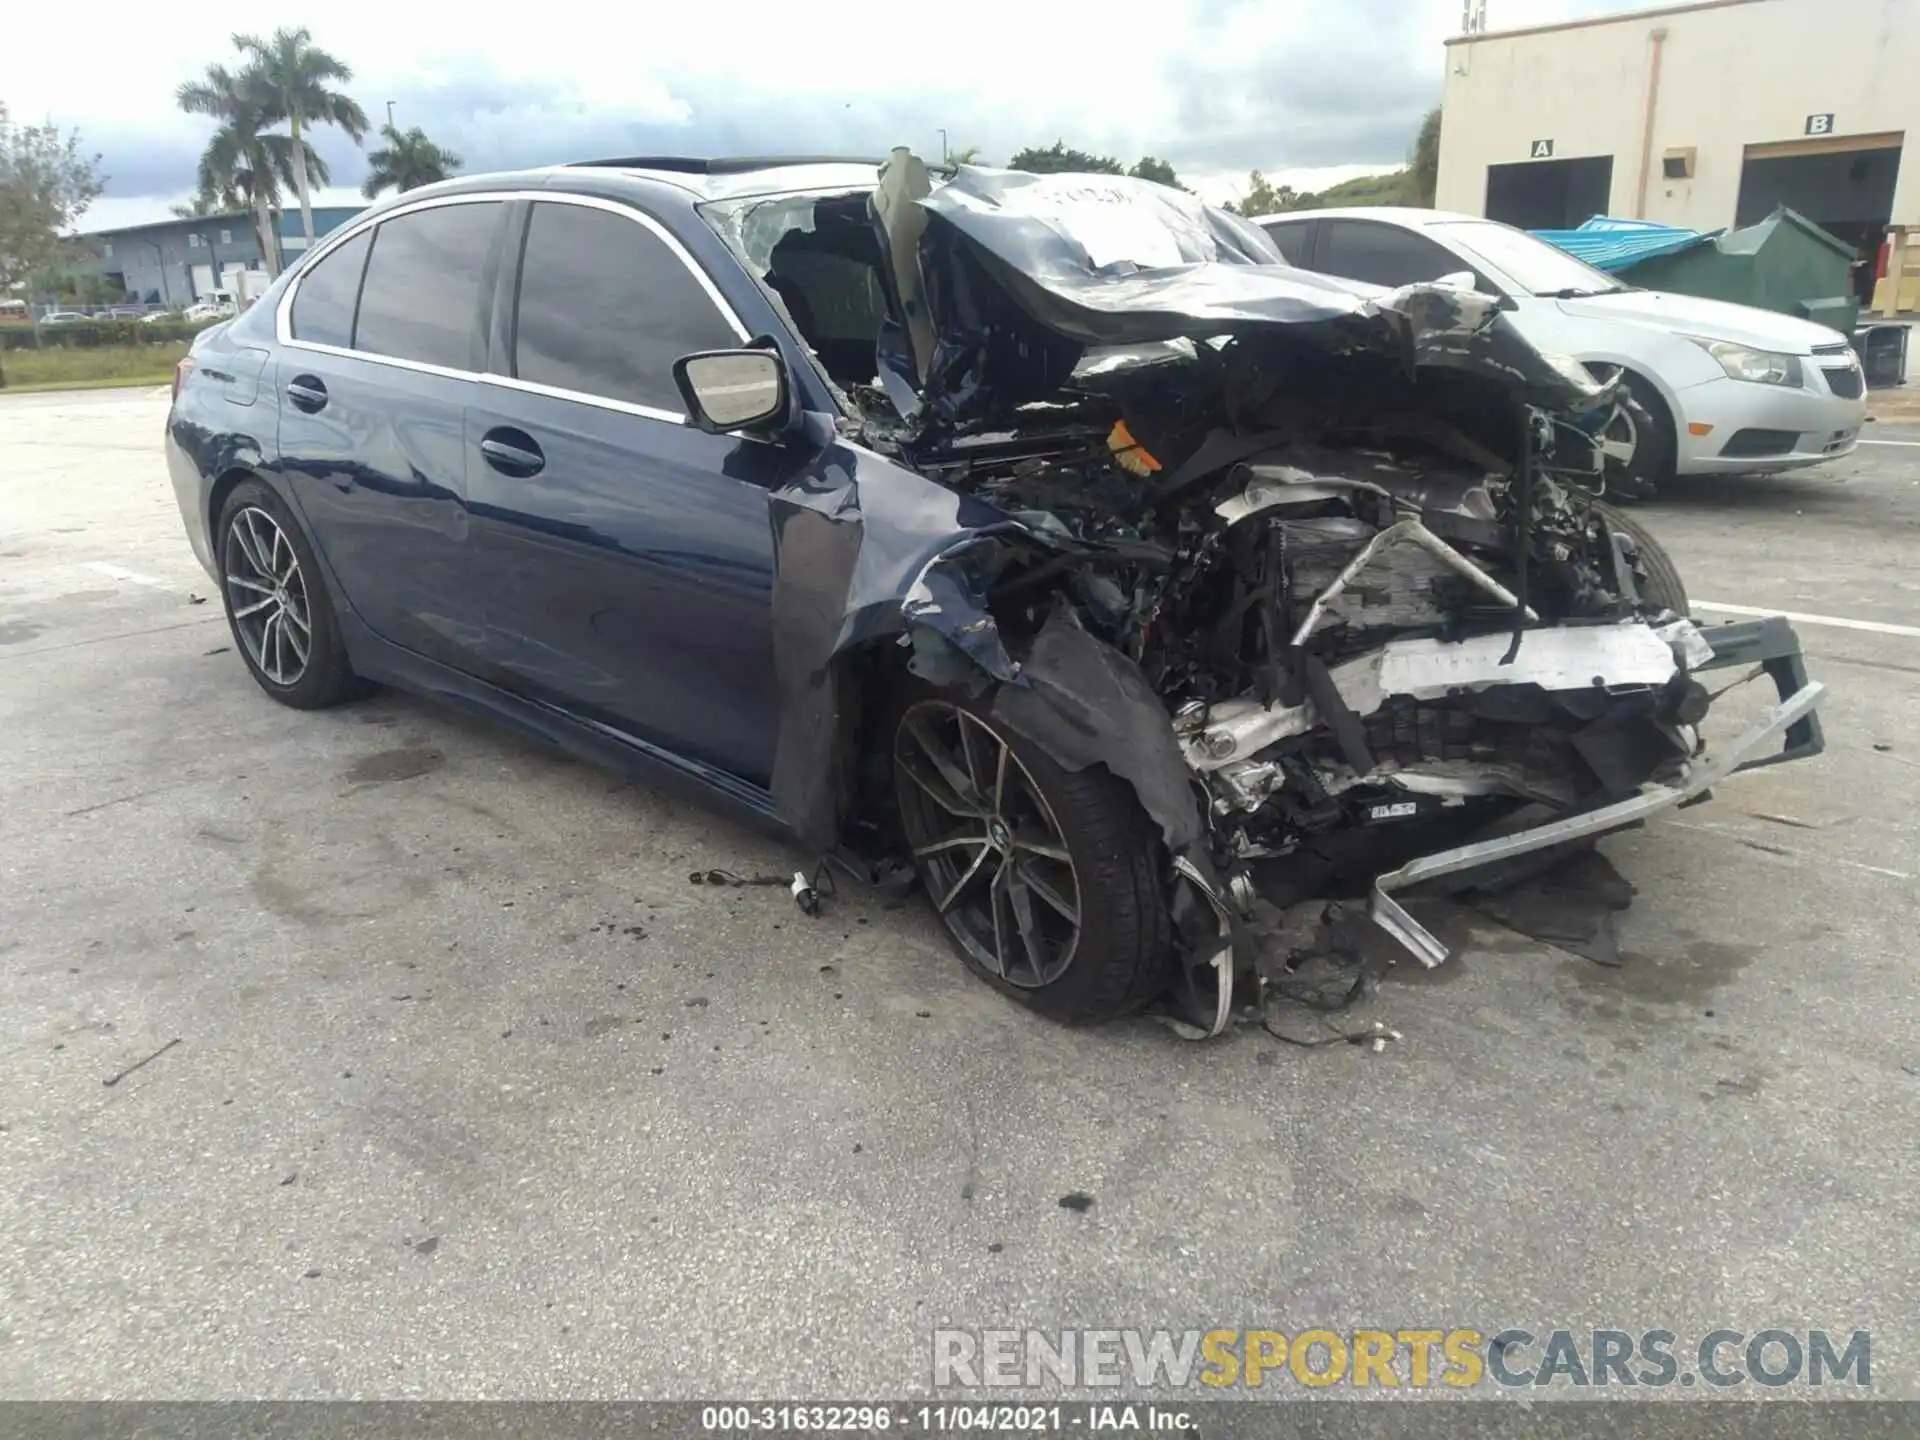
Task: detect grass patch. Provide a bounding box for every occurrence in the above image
[0,342,188,392]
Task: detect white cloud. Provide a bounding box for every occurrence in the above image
[33,0,1655,227]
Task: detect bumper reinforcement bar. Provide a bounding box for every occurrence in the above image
[1368,666,1826,969]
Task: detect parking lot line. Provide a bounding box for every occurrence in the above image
[1859,438,1920,447]
[1693,600,1920,639]
[83,561,168,587]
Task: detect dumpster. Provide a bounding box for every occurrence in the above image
[1609,207,1860,334]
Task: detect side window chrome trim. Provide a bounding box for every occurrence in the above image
[278,336,690,426]
[274,187,751,424]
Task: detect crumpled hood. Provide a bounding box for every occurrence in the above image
[883,162,1611,426]
[1556,288,1848,352]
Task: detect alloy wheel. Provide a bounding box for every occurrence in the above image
[224,506,311,687]
[1600,400,1640,469]
[893,701,1082,988]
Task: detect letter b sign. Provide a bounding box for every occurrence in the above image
[1806,113,1835,136]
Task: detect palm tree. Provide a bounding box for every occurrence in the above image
[233,27,368,245]
[361,123,463,198]
[177,64,327,279]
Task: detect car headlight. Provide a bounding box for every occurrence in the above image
[1685,336,1803,387]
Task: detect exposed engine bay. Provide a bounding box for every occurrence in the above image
[706,154,1827,1034]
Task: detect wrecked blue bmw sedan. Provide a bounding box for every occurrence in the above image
[165,152,1824,1035]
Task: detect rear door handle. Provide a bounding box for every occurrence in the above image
[479,428,545,477]
[285,376,328,412]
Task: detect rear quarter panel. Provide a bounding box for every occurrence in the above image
[165,317,279,578]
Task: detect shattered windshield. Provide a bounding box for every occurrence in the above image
[1434,220,1629,298]
[703,188,895,391]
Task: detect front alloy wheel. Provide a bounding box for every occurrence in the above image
[893,700,1082,988]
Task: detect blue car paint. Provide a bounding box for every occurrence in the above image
[166,166,973,842]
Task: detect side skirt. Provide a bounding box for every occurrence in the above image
[334,609,789,842]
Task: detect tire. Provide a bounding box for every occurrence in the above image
[1592,498,1689,615]
[891,693,1172,1023]
[1599,375,1673,502]
[215,478,364,709]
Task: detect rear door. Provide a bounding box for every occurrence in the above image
[276,197,508,669]
[462,195,788,784]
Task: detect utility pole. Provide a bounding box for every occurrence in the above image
[939,128,949,164]
[386,100,396,131]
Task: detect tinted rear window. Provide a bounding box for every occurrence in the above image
[355,202,502,369]
[289,227,371,347]
[1318,220,1457,287]
[512,201,738,412]
[1262,221,1312,265]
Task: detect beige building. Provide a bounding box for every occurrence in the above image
[1434,0,1920,312]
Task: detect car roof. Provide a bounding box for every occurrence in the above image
[1258,207,1487,228]
[387,158,885,211]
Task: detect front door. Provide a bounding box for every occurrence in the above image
[274,198,510,672]
[463,197,789,784]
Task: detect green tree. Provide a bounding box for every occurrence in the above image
[1127,155,1181,188]
[1227,170,1297,218]
[947,145,985,166]
[178,63,327,279]
[169,189,224,218]
[1408,106,1442,207]
[0,102,104,387]
[1008,140,1124,175]
[234,27,369,244]
[361,123,463,198]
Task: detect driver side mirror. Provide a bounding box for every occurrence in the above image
[673,349,790,434]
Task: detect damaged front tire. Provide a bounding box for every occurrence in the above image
[892,695,1172,1023]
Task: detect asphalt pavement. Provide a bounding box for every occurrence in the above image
[1,387,1916,1400]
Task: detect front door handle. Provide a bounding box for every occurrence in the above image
[285,375,328,412]
[479,428,545,477]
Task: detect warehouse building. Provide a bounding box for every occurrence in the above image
[1434,0,1920,313]
[79,206,364,308]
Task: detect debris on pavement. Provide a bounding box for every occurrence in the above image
[101,1036,181,1088]
[1454,845,1637,967]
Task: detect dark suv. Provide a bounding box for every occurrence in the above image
[167,156,1821,1033]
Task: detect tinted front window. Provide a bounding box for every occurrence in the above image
[354,202,502,368]
[1318,220,1457,287]
[1262,221,1312,265]
[513,201,738,412]
[289,227,372,348]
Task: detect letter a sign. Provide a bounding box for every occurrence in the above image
[1530,139,1555,159]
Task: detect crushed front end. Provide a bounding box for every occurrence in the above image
[747,159,1828,1033]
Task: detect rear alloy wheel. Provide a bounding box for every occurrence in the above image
[217,479,364,709]
[225,505,311,687]
[892,695,1172,1022]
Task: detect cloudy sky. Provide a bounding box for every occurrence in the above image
[16,0,1654,229]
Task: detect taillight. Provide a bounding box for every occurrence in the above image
[172,356,194,403]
